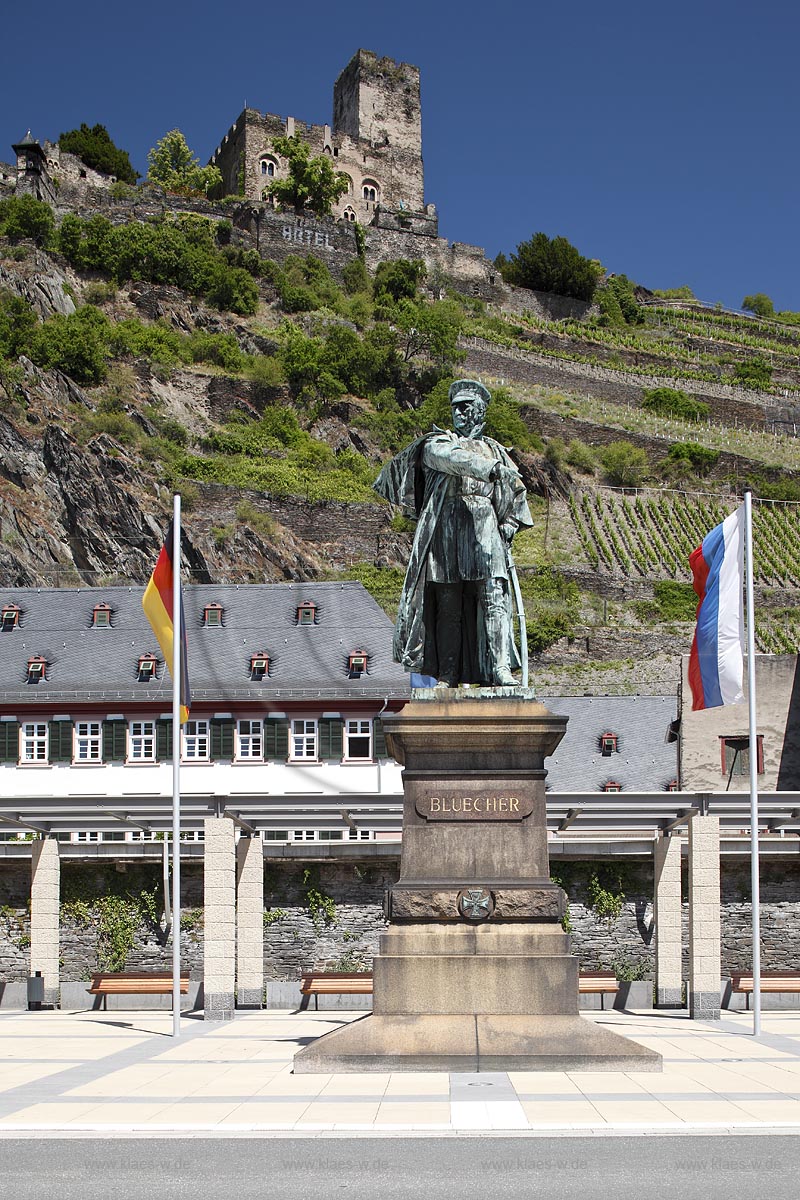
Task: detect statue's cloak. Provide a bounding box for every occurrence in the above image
[374,431,531,676]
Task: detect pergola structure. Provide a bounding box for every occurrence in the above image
[4,790,799,1020]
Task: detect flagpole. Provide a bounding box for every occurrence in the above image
[744,488,761,1036]
[171,494,182,1038]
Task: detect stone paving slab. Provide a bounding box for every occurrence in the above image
[0,1008,799,1134]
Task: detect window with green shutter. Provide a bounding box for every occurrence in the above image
[102,720,127,762]
[48,721,73,763]
[373,719,388,760]
[0,720,20,762]
[156,720,173,761]
[319,719,343,761]
[263,719,289,760]
[210,719,235,761]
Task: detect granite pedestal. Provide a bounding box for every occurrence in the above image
[294,692,661,1072]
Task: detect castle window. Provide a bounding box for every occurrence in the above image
[602,781,622,793]
[2,604,20,631]
[260,157,277,178]
[92,603,112,628]
[362,183,377,202]
[296,601,317,626]
[26,656,46,684]
[203,603,224,628]
[137,654,158,682]
[343,206,356,222]
[249,652,270,681]
[348,650,368,677]
[600,733,618,757]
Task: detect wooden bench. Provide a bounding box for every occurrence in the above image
[300,972,374,1010]
[579,971,620,1009]
[731,971,800,1009]
[87,972,191,1010]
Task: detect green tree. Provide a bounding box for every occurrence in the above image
[597,274,643,327]
[147,130,222,196]
[392,299,463,367]
[742,293,775,318]
[28,306,110,384]
[601,441,648,488]
[0,290,37,359]
[268,135,349,217]
[58,124,139,184]
[373,258,426,303]
[0,195,55,247]
[495,232,600,301]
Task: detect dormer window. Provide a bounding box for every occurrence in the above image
[137,654,158,682]
[2,604,20,631]
[348,650,368,677]
[92,603,112,628]
[600,733,618,757]
[27,656,46,684]
[250,652,270,681]
[296,601,317,626]
[204,603,224,628]
[602,781,622,793]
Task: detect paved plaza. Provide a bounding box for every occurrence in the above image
[1,1007,800,1134]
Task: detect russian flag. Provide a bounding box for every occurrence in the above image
[142,521,191,723]
[688,505,745,711]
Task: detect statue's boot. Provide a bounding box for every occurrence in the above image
[483,578,516,686]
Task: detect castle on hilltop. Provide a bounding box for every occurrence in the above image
[209,49,435,228]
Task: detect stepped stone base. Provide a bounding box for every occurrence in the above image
[293,1013,661,1073]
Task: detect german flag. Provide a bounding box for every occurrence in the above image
[142,521,191,723]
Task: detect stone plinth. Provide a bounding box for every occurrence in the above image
[295,695,661,1072]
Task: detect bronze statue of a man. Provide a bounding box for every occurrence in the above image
[374,379,533,687]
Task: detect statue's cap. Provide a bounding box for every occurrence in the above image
[449,379,491,406]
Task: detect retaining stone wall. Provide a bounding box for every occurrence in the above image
[2,857,799,985]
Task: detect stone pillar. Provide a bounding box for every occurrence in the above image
[236,835,264,1008]
[30,837,60,1007]
[688,812,721,1020]
[204,817,236,1021]
[654,832,683,1007]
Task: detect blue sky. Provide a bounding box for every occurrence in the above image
[2,0,796,311]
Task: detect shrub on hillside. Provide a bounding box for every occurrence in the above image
[641,387,709,422]
[600,440,648,488]
[664,442,720,478]
[733,356,772,388]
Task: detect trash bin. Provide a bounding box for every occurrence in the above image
[27,971,44,1011]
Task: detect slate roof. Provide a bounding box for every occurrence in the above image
[0,582,411,706]
[540,695,678,794]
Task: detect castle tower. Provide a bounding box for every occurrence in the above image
[333,50,422,158]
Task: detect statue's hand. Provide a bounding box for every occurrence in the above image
[500,521,517,544]
[490,462,519,484]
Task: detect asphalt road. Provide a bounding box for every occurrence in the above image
[0,1136,797,1200]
